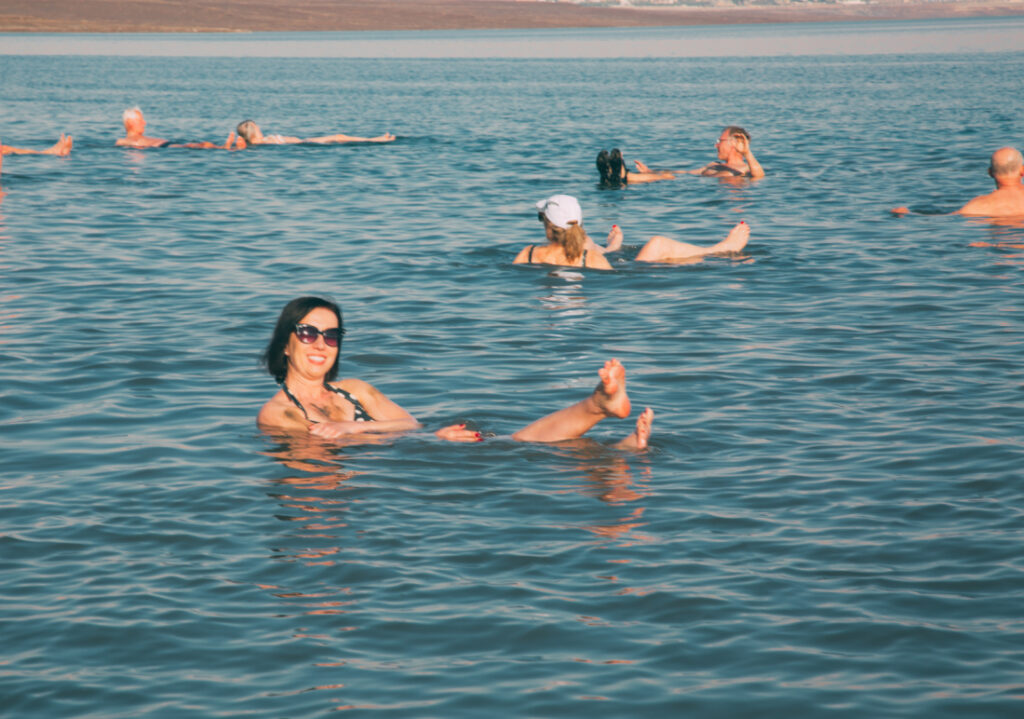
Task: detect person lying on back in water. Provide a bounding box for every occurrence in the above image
[235,119,395,146]
[601,125,765,185]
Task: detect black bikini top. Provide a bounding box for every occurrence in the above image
[282,382,373,423]
[527,245,589,267]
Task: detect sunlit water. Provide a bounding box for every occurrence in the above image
[2,20,1023,718]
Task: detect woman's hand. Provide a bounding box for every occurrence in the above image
[308,420,366,439]
[435,423,483,442]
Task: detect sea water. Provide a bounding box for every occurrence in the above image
[1,19,1023,718]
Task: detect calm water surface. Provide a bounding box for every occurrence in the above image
[1,20,1023,718]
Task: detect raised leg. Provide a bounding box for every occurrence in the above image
[512,359,631,443]
[635,221,749,263]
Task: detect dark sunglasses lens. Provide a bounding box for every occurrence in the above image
[295,324,340,347]
[295,325,317,343]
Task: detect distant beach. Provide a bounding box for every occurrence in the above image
[1,0,1022,32]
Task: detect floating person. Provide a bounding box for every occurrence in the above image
[604,125,766,184]
[1,133,73,157]
[514,195,614,270]
[116,107,168,148]
[257,296,651,448]
[116,107,243,150]
[892,147,1024,218]
[235,120,395,146]
[596,148,675,187]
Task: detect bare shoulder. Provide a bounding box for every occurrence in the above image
[257,390,304,431]
[513,245,532,264]
[333,377,378,401]
[957,193,999,216]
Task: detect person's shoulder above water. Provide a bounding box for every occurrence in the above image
[516,195,613,270]
[892,146,1024,218]
[957,147,1024,217]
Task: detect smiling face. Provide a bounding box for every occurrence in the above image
[285,306,340,382]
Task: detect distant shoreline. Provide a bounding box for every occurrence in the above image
[1,0,1022,33]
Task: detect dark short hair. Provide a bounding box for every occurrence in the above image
[723,125,750,140]
[262,296,344,384]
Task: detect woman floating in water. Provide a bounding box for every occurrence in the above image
[236,120,395,146]
[517,195,750,265]
[258,296,652,448]
[514,195,614,270]
[598,126,765,185]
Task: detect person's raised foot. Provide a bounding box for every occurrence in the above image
[44,134,73,156]
[606,224,623,252]
[617,407,653,450]
[591,358,631,419]
[717,221,750,253]
[633,407,653,448]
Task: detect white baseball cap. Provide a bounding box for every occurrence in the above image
[536,194,583,229]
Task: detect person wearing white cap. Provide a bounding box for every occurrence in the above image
[514,195,613,270]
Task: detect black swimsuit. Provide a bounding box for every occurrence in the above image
[527,246,589,267]
[282,382,373,423]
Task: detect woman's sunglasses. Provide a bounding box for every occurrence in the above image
[294,323,342,347]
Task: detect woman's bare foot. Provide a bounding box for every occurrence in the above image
[43,134,73,156]
[616,407,653,450]
[591,359,631,419]
[606,224,623,252]
[715,221,750,253]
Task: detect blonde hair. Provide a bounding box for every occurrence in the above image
[548,221,587,263]
[236,119,259,143]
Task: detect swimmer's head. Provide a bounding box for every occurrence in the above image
[263,296,344,383]
[236,120,261,144]
[723,125,750,142]
[536,194,583,230]
[989,147,1024,178]
[123,107,145,133]
[536,195,586,262]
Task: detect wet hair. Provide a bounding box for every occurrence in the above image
[547,221,587,263]
[723,125,751,141]
[236,119,259,143]
[262,296,344,384]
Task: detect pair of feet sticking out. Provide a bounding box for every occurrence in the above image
[511,359,652,450]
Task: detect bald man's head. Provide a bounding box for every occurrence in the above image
[989,147,1023,178]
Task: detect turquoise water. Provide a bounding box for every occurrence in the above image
[2,21,1024,718]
